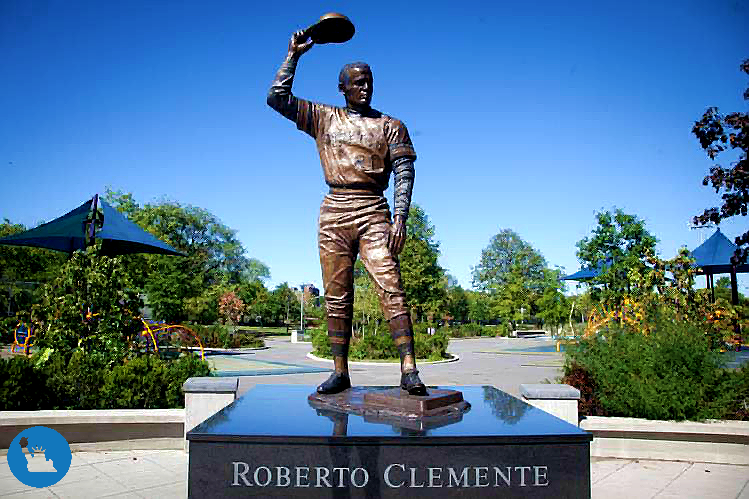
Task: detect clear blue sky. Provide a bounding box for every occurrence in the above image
[1,0,747,293]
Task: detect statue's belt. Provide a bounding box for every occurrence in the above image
[328,185,384,196]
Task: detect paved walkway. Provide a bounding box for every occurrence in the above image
[2,451,747,498]
[234,335,565,397]
[2,336,748,498]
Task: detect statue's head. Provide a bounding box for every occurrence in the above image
[338,62,372,110]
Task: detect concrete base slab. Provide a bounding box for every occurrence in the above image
[582,417,749,465]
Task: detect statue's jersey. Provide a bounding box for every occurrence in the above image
[295,100,416,191]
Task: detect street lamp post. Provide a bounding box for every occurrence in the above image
[299,287,305,334]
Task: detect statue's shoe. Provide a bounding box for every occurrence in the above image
[317,372,351,394]
[400,369,427,396]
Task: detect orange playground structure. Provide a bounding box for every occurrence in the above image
[139,319,205,360]
[10,322,35,355]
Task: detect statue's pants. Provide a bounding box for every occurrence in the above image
[318,192,409,323]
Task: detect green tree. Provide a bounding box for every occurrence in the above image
[184,283,224,324]
[400,204,447,322]
[104,189,269,323]
[536,268,569,333]
[269,282,298,325]
[401,237,446,322]
[471,229,547,292]
[467,291,492,323]
[576,209,657,306]
[471,230,549,326]
[446,284,469,323]
[239,280,268,323]
[692,59,749,264]
[489,261,533,329]
[242,258,271,283]
[0,220,65,316]
[353,261,385,334]
[406,204,439,253]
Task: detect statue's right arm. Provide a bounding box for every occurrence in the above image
[267,31,314,122]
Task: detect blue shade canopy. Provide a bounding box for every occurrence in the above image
[562,257,614,281]
[0,197,184,257]
[97,200,184,256]
[0,201,91,253]
[690,229,749,275]
[562,267,599,281]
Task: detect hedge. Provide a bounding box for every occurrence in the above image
[0,351,211,410]
[188,324,264,349]
[311,329,448,361]
[563,320,749,421]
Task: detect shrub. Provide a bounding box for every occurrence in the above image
[311,329,449,361]
[563,319,738,421]
[35,248,142,366]
[60,350,108,409]
[232,333,264,349]
[561,362,605,417]
[100,354,211,409]
[416,331,449,361]
[1,316,19,344]
[0,356,46,410]
[349,333,398,360]
[311,328,332,357]
[0,351,211,410]
[162,354,212,407]
[705,366,749,420]
[100,356,168,409]
[444,323,509,338]
[190,324,264,349]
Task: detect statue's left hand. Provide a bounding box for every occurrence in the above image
[388,215,407,255]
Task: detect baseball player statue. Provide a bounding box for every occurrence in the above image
[267,28,426,396]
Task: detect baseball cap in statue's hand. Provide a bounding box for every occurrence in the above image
[303,13,355,44]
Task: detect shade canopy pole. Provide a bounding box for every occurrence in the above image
[87,194,99,248]
[730,267,741,339]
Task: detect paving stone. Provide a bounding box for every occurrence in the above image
[141,452,187,474]
[0,460,13,480]
[653,463,749,499]
[51,463,106,486]
[0,476,34,496]
[592,460,690,499]
[92,457,178,490]
[69,451,135,466]
[49,473,129,498]
[590,458,632,484]
[3,488,57,498]
[134,480,186,499]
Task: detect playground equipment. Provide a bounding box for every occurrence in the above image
[584,298,647,338]
[138,319,205,360]
[10,321,35,355]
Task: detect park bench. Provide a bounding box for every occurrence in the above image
[511,329,547,337]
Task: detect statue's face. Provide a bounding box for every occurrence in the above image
[340,66,373,109]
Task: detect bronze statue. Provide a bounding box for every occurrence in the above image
[267,19,426,396]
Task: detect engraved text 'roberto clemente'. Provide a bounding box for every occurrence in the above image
[230,463,550,488]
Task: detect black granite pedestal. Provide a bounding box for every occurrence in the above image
[187,385,592,498]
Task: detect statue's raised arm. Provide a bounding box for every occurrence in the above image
[266,31,314,122]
